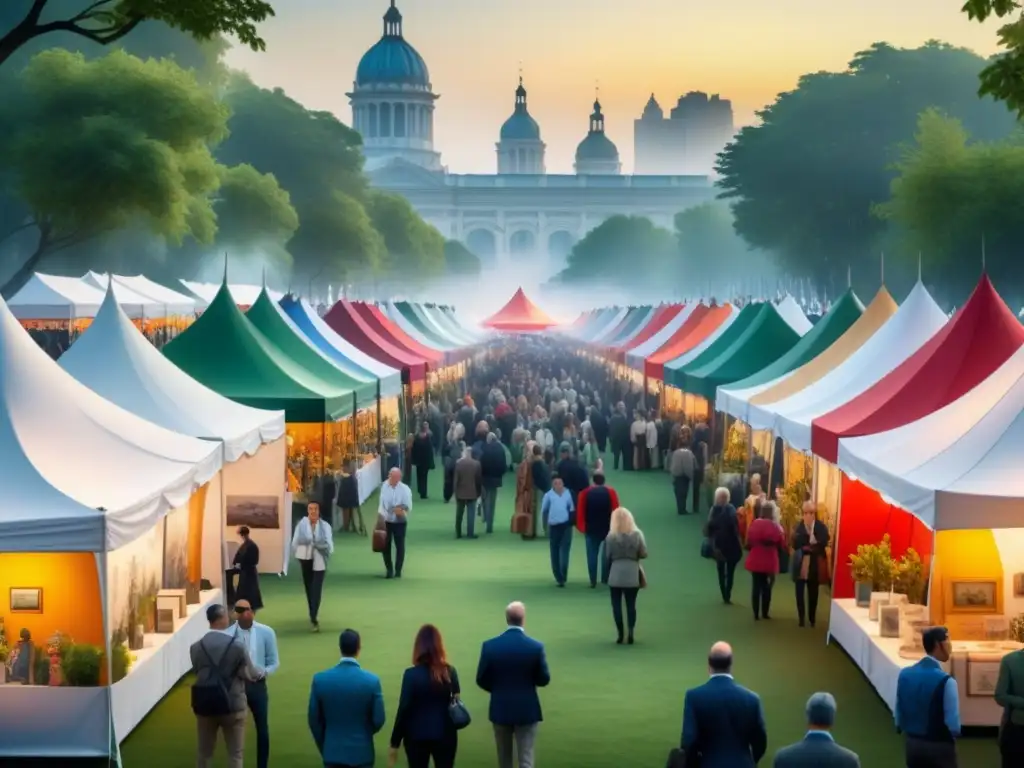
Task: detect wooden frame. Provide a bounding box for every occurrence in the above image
[9,587,43,613]
[944,577,1001,615]
[1014,573,1024,598]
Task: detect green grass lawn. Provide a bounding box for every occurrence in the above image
[119,466,999,767]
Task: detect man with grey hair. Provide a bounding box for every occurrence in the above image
[773,692,860,767]
[454,444,483,539]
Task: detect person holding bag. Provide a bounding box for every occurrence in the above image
[744,500,784,621]
[605,507,648,645]
[389,624,466,768]
[291,502,334,633]
[379,467,413,579]
[706,487,743,604]
[790,501,829,628]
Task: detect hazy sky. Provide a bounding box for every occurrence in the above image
[226,0,1004,174]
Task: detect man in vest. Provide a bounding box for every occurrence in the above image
[895,626,960,768]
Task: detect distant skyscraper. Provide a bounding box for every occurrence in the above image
[634,91,734,176]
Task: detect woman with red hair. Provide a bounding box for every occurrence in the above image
[389,624,462,767]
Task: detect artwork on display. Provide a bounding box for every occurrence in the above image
[107,522,165,647]
[869,592,890,621]
[1014,573,1024,597]
[985,616,1010,642]
[967,659,1001,697]
[163,504,191,589]
[946,579,999,614]
[879,605,901,638]
[226,495,280,530]
[10,587,42,613]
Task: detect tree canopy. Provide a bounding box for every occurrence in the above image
[961,0,1024,116]
[0,0,273,68]
[552,215,677,287]
[442,240,481,277]
[716,42,1017,293]
[874,108,1024,300]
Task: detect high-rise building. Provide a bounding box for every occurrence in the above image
[634,91,734,176]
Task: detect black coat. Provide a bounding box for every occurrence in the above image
[390,664,460,748]
[609,413,628,446]
[707,504,742,564]
[337,474,360,509]
[232,539,263,610]
[481,442,507,488]
[411,434,434,469]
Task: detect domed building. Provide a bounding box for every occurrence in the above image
[346,1,442,171]
[574,100,621,175]
[496,77,545,174]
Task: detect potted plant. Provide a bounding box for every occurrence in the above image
[719,422,749,506]
[776,479,810,575]
[893,548,926,605]
[63,643,103,687]
[0,639,9,684]
[109,640,134,683]
[849,534,896,607]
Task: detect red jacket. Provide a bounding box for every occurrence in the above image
[744,518,785,574]
[576,485,620,535]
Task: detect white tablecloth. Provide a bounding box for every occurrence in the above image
[357,455,381,504]
[111,589,222,744]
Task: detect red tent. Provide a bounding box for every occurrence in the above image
[609,304,683,363]
[324,301,427,383]
[482,288,556,332]
[351,302,445,366]
[811,275,1024,462]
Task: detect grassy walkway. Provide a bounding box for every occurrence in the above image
[120,466,997,767]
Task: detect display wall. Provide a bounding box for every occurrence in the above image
[200,472,223,589]
[287,419,355,500]
[106,522,165,647]
[0,552,104,649]
[222,437,288,575]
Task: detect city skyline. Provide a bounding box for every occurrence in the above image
[224,0,1004,174]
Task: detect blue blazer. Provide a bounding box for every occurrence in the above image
[390,663,461,748]
[681,675,767,768]
[476,628,550,726]
[308,658,386,767]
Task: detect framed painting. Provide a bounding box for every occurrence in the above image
[967,659,1001,697]
[945,578,1001,615]
[10,587,43,613]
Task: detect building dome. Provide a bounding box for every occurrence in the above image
[576,131,619,161]
[574,99,620,175]
[355,2,430,87]
[500,82,541,140]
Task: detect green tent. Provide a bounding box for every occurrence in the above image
[394,302,453,349]
[721,290,864,393]
[246,291,378,409]
[665,303,762,387]
[162,283,354,422]
[675,303,804,400]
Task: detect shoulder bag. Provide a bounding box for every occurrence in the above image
[639,564,648,589]
[449,692,472,730]
[190,641,233,717]
[371,514,388,553]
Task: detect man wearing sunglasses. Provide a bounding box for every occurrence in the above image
[232,600,279,768]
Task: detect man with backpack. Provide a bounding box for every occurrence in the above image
[190,603,261,768]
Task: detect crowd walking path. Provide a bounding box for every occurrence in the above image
[121,467,998,767]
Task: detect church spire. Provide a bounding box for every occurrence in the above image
[590,97,605,134]
[515,63,527,111]
[383,0,403,38]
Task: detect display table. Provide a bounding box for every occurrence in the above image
[111,588,222,743]
[357,455,381,504]
[829,599,1016,726]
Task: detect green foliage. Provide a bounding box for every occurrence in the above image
[716,42,1017,288]
[848,534,896,591]
[443,240,481,276]
[215,163,299,246]
[366,191,445,278]
[62,642,104,686]
[554,215,676,285]
[286,192,384,282]
[0,0,274,68]
[962,1,1024,115]
[109,640,134,683]
[674,202,771,295]
[893,548,926,605]
[874,108,1024,295]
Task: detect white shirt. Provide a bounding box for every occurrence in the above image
[378,480,413,523]
[291,517,334,571]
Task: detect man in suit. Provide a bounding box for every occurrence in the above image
[774,692,860,767]
[895,626,960,768]
[480,432,507,533]
[996,645,1024,767]
[308,629,386,768]
[453,445,483,539]
[191,604,262,768]
[477,601,551,768]
[681,641,767,768]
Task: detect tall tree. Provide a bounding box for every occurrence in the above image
[716,42,1017,287]
[365,190,446,280]
[874,108,1024,301]
[553,215,677,287]
[962,0,1024,115]
[442,240,481,277]
[0,0,273,68]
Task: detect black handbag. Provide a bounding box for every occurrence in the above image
[449,694,472,730]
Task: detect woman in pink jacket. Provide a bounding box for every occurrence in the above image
[744,500,785,621]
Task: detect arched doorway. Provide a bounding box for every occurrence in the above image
[547,231,575,263]
[465,229,497,267]
[509,230,536,256]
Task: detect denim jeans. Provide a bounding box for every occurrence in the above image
[455,499,477,537]
[548,523,573,584]
[585,534,610,586]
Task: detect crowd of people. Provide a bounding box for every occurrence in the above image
[188,337,1022,768]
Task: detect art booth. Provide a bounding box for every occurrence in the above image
[0,293,225,760]
[826,346,1024,728]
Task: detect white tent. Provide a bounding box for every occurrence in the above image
[625,302,699,370]
[577,307,629,342]
[84,272,196,315]
[77,272,161,319]
[180,279,284,308]
[6,272,105,320]
[664,304,743,371]
[838,342,1024,530]
[613,306,659,347]
[0,294,222,551]
[384,300,458,350]
[775,294,814,335]
[744,282,948,452]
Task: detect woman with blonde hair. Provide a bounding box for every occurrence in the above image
[739,473,765,546]
[605,507,648,644]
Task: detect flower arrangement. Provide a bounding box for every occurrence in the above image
[721,422,748,473]
[0,639,9,664]
[893,548,926,605]
[777,479,810,539]
[849,534,896,591]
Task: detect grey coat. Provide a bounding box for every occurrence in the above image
[773,734,860,768]
[605,530,648,588]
